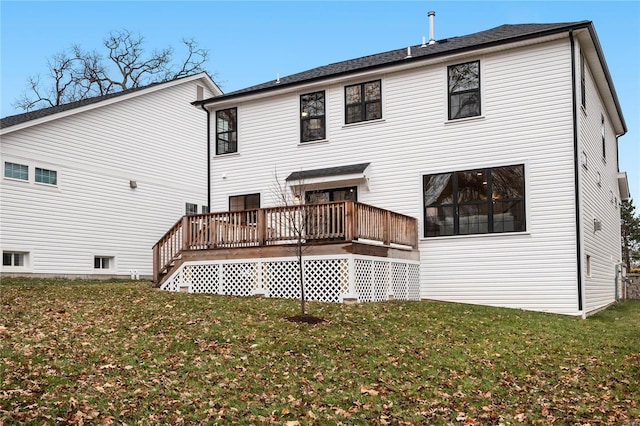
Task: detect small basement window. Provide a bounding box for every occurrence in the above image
[3,251,27,267]
[94,256,113,269]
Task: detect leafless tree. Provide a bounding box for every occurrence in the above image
[271,171,314,316]
[13,29,210,112]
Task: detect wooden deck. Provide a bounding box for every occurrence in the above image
[153,200,419,286]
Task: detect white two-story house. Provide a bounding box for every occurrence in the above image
[157,21,628,316]
[1,73,221,279]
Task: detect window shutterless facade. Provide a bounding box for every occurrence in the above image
[448,60,481,120]
[300,91,325,142]
[216,108,238,155]
[345,80,382,124]
[423,164,526,237]
[35,167,57,185]
[4,162,28,180]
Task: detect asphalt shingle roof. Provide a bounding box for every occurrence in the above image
[286,163,370,181]
[0,84,157,129]
[197,21,590,105]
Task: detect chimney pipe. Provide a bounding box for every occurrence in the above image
[428,11,436,44]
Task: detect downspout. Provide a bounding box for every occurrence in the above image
[200,104,211,210]
[570,30,584,313]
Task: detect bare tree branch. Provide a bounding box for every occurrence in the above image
[14,29,211,112]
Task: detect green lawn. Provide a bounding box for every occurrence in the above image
[1,278,638,425]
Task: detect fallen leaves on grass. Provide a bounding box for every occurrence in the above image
[1,278,639,424]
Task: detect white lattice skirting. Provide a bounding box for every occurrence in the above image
[160,254,420,303]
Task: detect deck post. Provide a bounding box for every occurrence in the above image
[182,216,190,250]
[208,215,217,249]
[257,209,266,245]
[341,254,359,303]
[383,210,391,246]
[345,201,355,241]
[152,243,159,284]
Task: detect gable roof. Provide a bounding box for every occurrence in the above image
[195,22,590,105]
[1,72,221,131]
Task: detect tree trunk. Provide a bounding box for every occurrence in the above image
[298,238,305,315]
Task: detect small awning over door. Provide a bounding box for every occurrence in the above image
[285,162,370,189]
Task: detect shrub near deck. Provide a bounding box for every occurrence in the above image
[1,278,639,424]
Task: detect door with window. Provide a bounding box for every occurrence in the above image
[305,187,357,239]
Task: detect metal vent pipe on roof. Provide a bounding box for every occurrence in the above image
[428,11,436,44]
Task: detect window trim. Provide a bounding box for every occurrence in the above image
[215,107,238,155]
[447,60,481,121]
[423,164,527,238]
[300,90,326,143]
[344,79,382,125]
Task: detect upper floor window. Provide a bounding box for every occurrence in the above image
[448,60,480,120]
[345,80,382,124]
[580,53,586,109]
[35,167,57,185]
[4,162,28,180]
[185,203,198,215]
[216,108,237,155]
[601,114,606,161]
[300,91,325,142]
[424,164,525,237]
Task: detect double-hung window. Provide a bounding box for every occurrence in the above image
[4,162,28,180]
[424,164,525,237]
[35,167,57,185]
[345,80,382,124]
[300,91,325,142]
[448,60,481,120]
[216,108,237,155]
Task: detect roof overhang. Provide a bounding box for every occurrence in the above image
[575,26,627,136]
[286,163,371,190]
[1,72,222,135]
[618,172,631,201]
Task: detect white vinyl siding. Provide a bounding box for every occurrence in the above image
[0,77,217,277]
[207,38,583,314]
[577,43,624,313]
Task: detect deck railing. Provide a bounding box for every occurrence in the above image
[153,201,418,283]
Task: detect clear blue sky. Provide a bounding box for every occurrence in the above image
[1,1,638,201]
